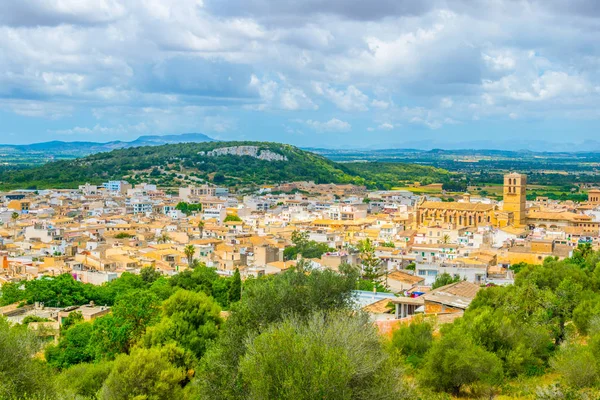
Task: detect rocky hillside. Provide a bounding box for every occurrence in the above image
[0,141,450,190]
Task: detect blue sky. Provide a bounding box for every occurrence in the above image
[2,0,600,149]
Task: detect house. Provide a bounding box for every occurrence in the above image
[386,270,425,293]
[422,281,481,314]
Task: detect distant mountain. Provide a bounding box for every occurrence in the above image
[0,133,216,163]
[0,141,449,190]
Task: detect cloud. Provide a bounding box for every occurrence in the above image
[48,123,147,136]
[249,75,317,110]
[378,123,394,130]
[371,99,390,109]
[3,0,600,145]
[305,118,351,132]
[0,0,127,27]
[440,97,453,108]
[314,83,369,111]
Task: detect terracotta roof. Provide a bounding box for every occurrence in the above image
[363,298,395,314]
[387,270,425,285]
[527,210,591,222]
[420,201,494,212]
[423,281,481,310]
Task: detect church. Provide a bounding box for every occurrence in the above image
[416,173,528,229]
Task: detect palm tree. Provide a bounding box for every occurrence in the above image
[184,244,196,267]
[197,221,205,239]
[157,232,171,244]
[442,234,451,244]
[11,212,19,239]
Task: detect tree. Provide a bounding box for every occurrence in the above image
[176,202,201,216]
[197,268,357,399]
[46,321,94,369]
[240,311,411,400]
[140,266,162,284]
[184,244,196,267]
[391,316,434,367]
[61,310,84,332]
[98,347,186,400]
[157,232,171,244]
[441,234,451,244]
[284,230,333,260]
[228,268,241,303]
[551,342,599,389]
[431,272,461,289]
[0,317,55,399]
[198,220,205,238]
[11,211,18,238]
[142,290,222,359]
[419,326,504,395]
[56,360,114,399]
[224,214,242,223]
[89,290,160,360]
[358,238,384,282]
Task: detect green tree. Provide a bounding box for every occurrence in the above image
[240,311,411,400]
[60,310,84,332]
[228,268,242,303]
[0,317,55,399]
[184,244,196,267]
[142,290,222,359]
[56,361,114,399]
[140,266,162,284]
[89,290,160,361]
[46,321,94,369]
[419,326,504,395]
[157,232,171,244]
[431,272,461,289]
[11,211,19,238]
[358,238,384,282]
[98,347,186,400]
[391,316,434,367]
[551,342,599,389]
[224,214,242,223]
[197,268,357,399]
[198,220,205,238]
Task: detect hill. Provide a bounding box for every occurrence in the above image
[0,141,450,190]
[0,133,216,165]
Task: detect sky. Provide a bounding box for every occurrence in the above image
[1,0,600,149]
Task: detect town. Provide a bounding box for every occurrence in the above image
[2,172,596,325]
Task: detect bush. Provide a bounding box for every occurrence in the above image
[240,311,412,400]
[551,342,599,389]
[419,326,504,395]
[391,317,434,367]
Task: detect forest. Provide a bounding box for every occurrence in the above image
[2,245,600,399]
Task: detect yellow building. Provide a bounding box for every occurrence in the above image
[502,173,527,227]
[416,198,495,228]
[416,173,530,229]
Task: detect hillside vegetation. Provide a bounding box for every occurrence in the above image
[0,141,450,190]
[3,247,600,398]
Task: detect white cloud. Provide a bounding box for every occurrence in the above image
[48,123,147,135]
[313,83,369,112]
[371,99,390,109]
[440,97,453,108]
[305,118,351,132]
[3,0,600,144]
[378,123,394,130]
[249,74,317,111]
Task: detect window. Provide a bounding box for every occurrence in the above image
[427,270,438,276]
[418,270,426,276]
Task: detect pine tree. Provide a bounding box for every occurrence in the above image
[228,268,242,303]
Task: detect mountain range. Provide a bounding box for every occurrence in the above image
[0,133,216,161]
